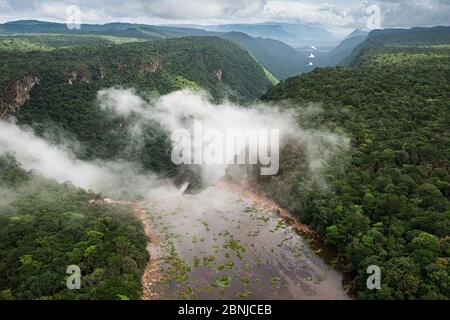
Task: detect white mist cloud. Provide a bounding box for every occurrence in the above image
[0,119,179,198]
[97,88,349,185]
[0,120,106,189]
[0,88,349,200]
[262,1,355,27]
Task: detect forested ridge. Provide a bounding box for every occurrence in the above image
[260,42,450,299]
[0,36,272,101]
[0,154,149,300]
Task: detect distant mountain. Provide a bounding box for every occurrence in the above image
[265,22,337,41]
[192,22,341,48]
[293,29,368,68]
[220,32,309,79]
[318,31,368,66]
[206,23,293,40]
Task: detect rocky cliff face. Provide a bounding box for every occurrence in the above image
[66,71,90,85]
[214,68,223,81]
[0,73,40,120]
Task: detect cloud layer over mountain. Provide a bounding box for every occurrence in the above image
[0,0,449,30]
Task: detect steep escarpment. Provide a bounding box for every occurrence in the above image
[0,37,273,185]
[0,73,40,119]
[0,154,149,300]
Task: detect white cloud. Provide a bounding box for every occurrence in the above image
[262,1,355,26]
[378,0,450,27]
[0,1,449,29]
[0,119,176,197]
[0,88,349,196]
[97,88,349,184]
[0,0,267,24]
[148,0,265,20]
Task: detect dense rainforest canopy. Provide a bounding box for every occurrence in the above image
[260,43,450,299]
[0,154,149,300]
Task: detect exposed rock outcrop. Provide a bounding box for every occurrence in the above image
[99,69,107,80]
[0,73,40,120]
[214,68,223,81]
[66,71,90,85]
[139,61,161,73]
[145,61,159,73]
[117,64,127,72]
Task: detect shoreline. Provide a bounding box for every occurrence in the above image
[130,202,163,300]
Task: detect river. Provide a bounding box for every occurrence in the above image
[142,183,350,300]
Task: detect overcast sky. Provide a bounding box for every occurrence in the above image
[0,0,449,32]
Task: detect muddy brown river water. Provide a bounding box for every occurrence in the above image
[144,184,350,300]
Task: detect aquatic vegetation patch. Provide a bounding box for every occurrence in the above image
[236,289,252,298]
[269,275,281,289]
[223,236,246,260]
